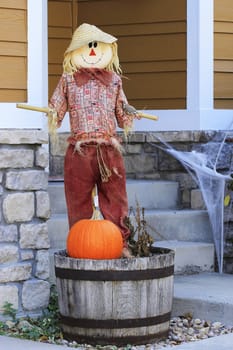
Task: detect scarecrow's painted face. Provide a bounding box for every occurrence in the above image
[72,41,113,69]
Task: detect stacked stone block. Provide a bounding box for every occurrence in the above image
[0,130,50,319]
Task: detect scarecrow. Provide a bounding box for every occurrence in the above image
[49,23,143,257]
[17,23,157,258]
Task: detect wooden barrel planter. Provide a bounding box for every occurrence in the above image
[54,247,175,346]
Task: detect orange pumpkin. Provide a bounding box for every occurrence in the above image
[66,219,123,259]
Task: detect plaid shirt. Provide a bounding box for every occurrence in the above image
[49,71,134,144]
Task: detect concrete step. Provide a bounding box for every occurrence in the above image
[172,272,233,325]
[153,240,215,274]
[134,209,212,243]
[48,214,69,250]
[48,179,179,214]
[127,179,179,210]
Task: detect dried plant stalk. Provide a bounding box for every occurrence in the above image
[125,201,154,257]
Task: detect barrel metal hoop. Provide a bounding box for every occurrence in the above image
[63,329,169,346]
[60,311,171,329]
[55,265,174,281]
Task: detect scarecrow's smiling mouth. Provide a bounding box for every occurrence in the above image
[81,53,104,65]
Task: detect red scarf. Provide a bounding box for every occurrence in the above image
[74,68,113,87]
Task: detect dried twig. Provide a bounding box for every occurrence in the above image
[125,201,154,257]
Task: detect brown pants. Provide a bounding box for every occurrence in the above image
[64,143,130,246]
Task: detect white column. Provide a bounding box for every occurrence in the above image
[27,0,48,130]
[0,0,48,129]
[186,0,214,129]
[183,0,232,130]
[187,0,213,113]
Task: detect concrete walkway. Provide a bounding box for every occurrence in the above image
[167,333,233,349]
[1,333,233,350]
[0,336,66,350]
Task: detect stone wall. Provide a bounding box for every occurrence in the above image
[50,130,233,273]
[0,130,50,320]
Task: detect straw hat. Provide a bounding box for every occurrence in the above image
[65,23,117,53]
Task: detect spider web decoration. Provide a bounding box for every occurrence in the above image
[164,148,230,274]
[148,132,233,274]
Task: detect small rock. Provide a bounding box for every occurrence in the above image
[197,332,208,339]
[212,321,222,329]
[194,318,202,324]
[17,319,34,331]
[185,335,193,341]
[208,331,215,337]
[182,319,189,327]
[187,328,194,335]
[5,320,15,329]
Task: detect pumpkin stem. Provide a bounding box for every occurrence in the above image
[91,208,101,220]
[91,185,101,220]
